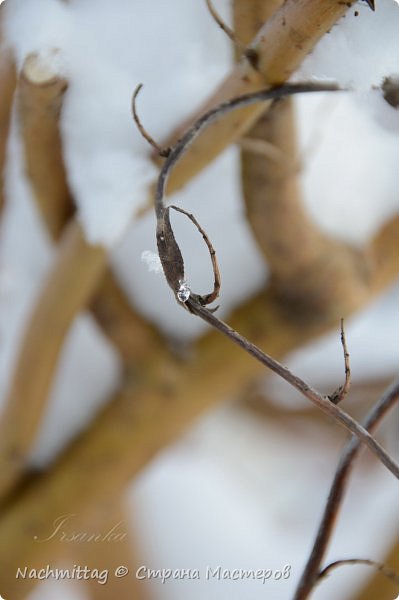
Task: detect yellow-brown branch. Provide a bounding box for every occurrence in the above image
[17,53,73,238]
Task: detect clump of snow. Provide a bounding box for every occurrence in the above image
[295,90,399,244]
[5,0,233,247]
[141,250,163,274]
[300,0,399,89]
[4,0,71,70]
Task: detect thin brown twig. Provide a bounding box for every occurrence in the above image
[131,84,171,157]
[144,81,399,479]
[328,318,351,404]
[205,0,247,54]
[188,301,399,478]
[293,378,399,600]
[170,205,221,306]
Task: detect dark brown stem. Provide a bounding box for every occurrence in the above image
[170,205,221,305]
[153,83,341,295]
[145,82,399,479]
[188,301,399,479]
[293,378,399,600]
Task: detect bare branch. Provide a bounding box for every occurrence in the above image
[153,82,341,298]
[187,301,399,479]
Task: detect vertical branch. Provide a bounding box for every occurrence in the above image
[234,0,370,320]
[239,92,324,280]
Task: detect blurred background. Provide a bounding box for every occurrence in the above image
[1,0,399,598]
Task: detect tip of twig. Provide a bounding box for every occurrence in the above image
[205,0,247,56]
[365,0,375,10]
[328,319,351,404]
[131,83,171,157]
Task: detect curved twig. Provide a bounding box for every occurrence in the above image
[294,378,399,600]
[137,81,399,479]
[317,558,399,588]
[205,0,246,53]
[155,82,341,302]
[205,0,260,70]
[170,205,221,306]
[132,84,171,157]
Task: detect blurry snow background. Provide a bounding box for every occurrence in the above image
[0,0,399,598]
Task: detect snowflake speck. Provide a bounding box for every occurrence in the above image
[177,281,190,303]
